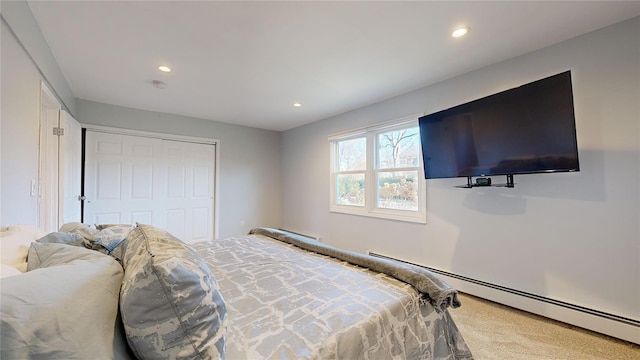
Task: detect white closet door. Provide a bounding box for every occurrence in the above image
[84,131,215,242]
[162,140,215,243]
[84,132,163,227]
[59,110,82,227]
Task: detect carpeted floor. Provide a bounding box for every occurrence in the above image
[448,293,640,360]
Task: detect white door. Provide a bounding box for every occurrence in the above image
[38,83,83,232]
[39,84,61,232]
[59,111,82,227]
[84,131,216,242]
[163,140,215,242]
[84,131,163,227]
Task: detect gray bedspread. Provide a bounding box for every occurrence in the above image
[192,230,472,359]
[250,227,461,310]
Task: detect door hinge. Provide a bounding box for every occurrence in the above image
[53,127,64,136]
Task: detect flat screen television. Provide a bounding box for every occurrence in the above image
[418,71,579,186]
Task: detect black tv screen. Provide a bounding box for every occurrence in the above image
[419,71,579,180]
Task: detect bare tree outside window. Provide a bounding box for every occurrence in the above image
[378,128,419,168]
[377,127,420,210]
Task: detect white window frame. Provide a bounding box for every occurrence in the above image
[329,114,427,223]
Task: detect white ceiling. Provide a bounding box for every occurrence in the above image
[27,1,640,132]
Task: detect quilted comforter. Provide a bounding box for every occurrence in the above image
[192,229,473,359]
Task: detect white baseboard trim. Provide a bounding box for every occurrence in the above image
[442,275,639,345]
[367,251,640,345]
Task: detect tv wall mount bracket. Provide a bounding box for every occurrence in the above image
[456,175,515,188]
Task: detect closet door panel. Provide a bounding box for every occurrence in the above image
[84,131,216,242]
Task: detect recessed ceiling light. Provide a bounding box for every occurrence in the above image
[293,102,302,108]
[158,65,172,72]
[452,26,469,38]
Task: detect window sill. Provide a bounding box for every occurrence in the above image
[330,206,426,224]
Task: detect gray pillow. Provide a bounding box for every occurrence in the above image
[36,232,84,247]
[119,224,227,359]
[95,223,132,231]
[1,243,134,359]
[59,222,99,241]
[93,225,133,261]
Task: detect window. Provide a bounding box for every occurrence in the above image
[329,115,426,223]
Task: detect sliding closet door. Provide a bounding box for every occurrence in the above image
[84,132,161,226]
[84,131,216,242]
[162,140,215,242]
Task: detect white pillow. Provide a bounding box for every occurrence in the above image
[0,225,47,271]
[3,224,48,239]
[0,264,22,278]
[1,243,132,359]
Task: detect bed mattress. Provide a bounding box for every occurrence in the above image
[192,232,472,359]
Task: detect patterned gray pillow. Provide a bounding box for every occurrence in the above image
[36,232,85,247]
[93,225,134,262]
[119,224,227,359]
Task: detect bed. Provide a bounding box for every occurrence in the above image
[0,223,472,360]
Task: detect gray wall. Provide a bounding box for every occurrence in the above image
[1,1,76,226]
[1,1,76,114]
[76,100,282,239]
[1,2,282,239]
[0,18,43,226]
[281,16,640,332]
[3,0,637,340]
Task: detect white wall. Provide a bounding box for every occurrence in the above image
[281,17,640,341]
[76,100,282,239]
[1,19,44,225]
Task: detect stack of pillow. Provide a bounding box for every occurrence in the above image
[0,222,227,360]
[1,224,132,358]
[0,224,48,276]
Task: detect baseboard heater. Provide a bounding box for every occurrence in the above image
[367,251,639,328]
[278,228,321,242]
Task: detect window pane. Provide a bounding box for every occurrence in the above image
[377,171,418,211]
[377,127,420,169]
[337,137,366,171]
[336,174,365,206]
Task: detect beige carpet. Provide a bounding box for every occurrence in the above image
[448,293,640,360]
